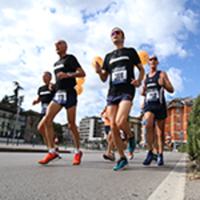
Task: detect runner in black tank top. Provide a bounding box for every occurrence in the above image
[94,27,145,171]
[141,55,174,166]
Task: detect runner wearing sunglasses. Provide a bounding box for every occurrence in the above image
[94,27,145,171]
[141,55,174,166]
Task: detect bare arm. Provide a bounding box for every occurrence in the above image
[94,61,109,82]
[140,74,147,96]
[159,71,174,93]
[57,67,86,80]
[131,63,145,87]
[32,95,41,105]
[100,107,107,117]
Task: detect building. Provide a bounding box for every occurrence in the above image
[78,116,104,141]
[0,103,26,139]
[165,97,195,147]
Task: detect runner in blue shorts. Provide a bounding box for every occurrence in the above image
[141,55,174,166]
[94,27,145,171]
[38,40,85,165]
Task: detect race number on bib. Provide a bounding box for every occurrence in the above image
[54,90,67,104]
[146,89,159,102]
[112,68,127,84]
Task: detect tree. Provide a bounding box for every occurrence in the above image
[187,95,200,163]
[0,95,10,104]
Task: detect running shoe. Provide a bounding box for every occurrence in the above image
[128,130,136,154]
[38,152,59,164]
[113,157,128,171]
[157,154,164,166]
[128,152,134,160]
[73,150,83,165]
[143,151,154,165]
[153,154,158,161]
[103,153,115,161]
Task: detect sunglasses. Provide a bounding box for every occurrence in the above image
[149,57,157,61]
[111,30,122,36]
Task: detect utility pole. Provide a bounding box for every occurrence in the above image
[12,96,24,145]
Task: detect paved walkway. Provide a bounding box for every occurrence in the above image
[1,142,200,199]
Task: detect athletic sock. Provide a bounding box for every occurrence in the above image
[49,148,55,154]
[75,149,80,154]
[110,150,114,155]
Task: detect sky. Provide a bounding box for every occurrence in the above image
[0,0,200,125]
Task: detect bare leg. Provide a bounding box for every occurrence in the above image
[67,105,79,149]
[37,118,48,147]
[155,119,165,154]
[107,105,125,158]
[43,101,62,148]
[115,101,133,138]
[145,112,155,151]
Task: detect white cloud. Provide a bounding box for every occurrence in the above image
[0,0,198,125]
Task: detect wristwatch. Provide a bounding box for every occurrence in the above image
[68,72,72,77]
[138,80,142,85]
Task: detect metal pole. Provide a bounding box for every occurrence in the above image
[12,105,20,145]
[12,96,24,145]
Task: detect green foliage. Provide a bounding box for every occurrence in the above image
[187,95,200,161]
[0,95,10,104]
[178,144,187,152]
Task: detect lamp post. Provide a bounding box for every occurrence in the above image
[12,96,24,145]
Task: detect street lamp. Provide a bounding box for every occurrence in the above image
[12,96,24,145]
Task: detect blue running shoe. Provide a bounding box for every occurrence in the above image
[113,157,128,171]
[128,130,136,154]
[143,151,154,165]
[157,154,164,166]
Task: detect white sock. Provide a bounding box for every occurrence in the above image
[49,148,55,154]
[75,149,80,154]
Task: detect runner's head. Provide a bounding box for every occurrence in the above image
[43,71,52,85]
[55,40,67,56]
[148,55,159,71]
[111,27,125,45]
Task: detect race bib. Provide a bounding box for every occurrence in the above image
[54,90,67,104]
[111,67,127,84]
[41,103,48,114]
[146,89,159,102]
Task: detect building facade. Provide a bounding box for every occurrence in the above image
[165,97,194,146]
[78,116,104,141]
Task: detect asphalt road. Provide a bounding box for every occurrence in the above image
[0,150,189,200]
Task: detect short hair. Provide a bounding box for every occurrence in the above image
[61,40,67,47]
[111,27,125,37]
[44,71,52,77]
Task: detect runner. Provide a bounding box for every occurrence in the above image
[101,106,115,161]
[32,71,55,147]
[166,132,172,151]
[38,40,85,165]
[94,27,145,171]
[141,55,174,165]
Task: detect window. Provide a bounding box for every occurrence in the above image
[177,115,180,121]
[176,108,179,112]
[177,124,180,130]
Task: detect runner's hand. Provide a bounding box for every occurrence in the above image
[49,83,55,91]
[131,79,141,87]
[94,62,101,73]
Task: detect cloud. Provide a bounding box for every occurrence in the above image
[0,0,199,124]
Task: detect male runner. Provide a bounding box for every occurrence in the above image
[141,55,174,165]
[32,71,55,146]
[38,40,85,165]
[95,27,145,171]
[101,106,115,161]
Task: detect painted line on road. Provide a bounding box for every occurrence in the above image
[147,153,186,200]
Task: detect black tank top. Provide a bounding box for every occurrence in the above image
[145,71,165,105]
